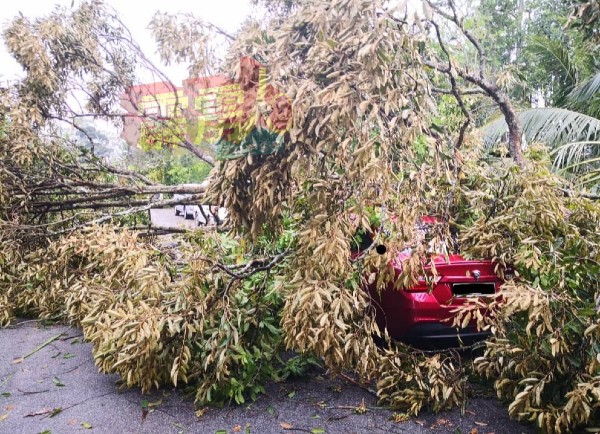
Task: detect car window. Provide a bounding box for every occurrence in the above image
[403,222,453,256]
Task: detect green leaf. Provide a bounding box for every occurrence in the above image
[49,408,62,418]
[63,353,76,359]
[579,308,597,317]
[81,422,93,429]
[568,71,600,108]
[52,377,64,387]
[1,392,10,398]
[310,428,326,434]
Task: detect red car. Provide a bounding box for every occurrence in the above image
[365,218,504,349]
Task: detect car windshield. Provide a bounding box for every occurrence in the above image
[401,221,453,256]
[351,215,455,256]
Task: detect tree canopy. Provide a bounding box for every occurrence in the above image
[0,1,599,433]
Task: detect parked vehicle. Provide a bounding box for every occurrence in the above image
[183,203,195,220]
[174,194,188,217]
[194,205,228,226]
[365,218,505,349]
[192,205,215,226]
[173,194,197,220]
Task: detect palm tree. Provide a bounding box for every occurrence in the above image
[483,35,600,190]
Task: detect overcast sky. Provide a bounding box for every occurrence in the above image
[0,0,256,84]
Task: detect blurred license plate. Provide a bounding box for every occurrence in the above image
[452,282,496,296]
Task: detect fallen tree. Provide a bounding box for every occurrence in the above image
[0,1,599,433]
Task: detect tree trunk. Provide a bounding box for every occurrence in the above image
[497,97,526,168]
[454,72,526,168]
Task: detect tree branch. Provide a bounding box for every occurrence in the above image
[423,58,525,168]
[47,192,209,235]
[431,87,486,95]
[429,19,471,150]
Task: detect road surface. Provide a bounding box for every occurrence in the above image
[150,207,198,230]
[0,322,534,434]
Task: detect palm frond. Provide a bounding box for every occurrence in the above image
[483,108,600,150]
[578,171,600,188]
[527,36,578,106]
[568,71,600,103]
[553,142,600,188]
[552,141,600,170]
[567,71,600,119]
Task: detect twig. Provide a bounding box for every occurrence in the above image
[337,372,378,396]
[15,333,65,362]
[17,388,51,395]
[59,334,83,341]
[431,87,485,95]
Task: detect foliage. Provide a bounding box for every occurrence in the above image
[377,347,467,415]
[0,235,20,327]
[73,119,128,162]
[149,12,221,77]
[472,0,568,98]
[2,1,137,119]
[0,225,296,405]
[568,0,600,43]
[1,1,600,433]
[0,1,176,235]
[481,8,600,190]
[454,149,600,433]
[484,109,600,191]
[484,108,600,150]
[527,36,579,107]
[127,149,212,186]
[569,71,600,116]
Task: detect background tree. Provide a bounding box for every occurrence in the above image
[73,118,128,162]
[421,0,527,166]
[481,0,600,191]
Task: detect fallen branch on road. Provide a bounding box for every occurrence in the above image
[11,333,65,364]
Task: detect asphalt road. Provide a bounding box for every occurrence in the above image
[151,208,198,230]
[0,322,534,434]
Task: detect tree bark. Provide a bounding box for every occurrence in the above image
[497,97,526,168]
